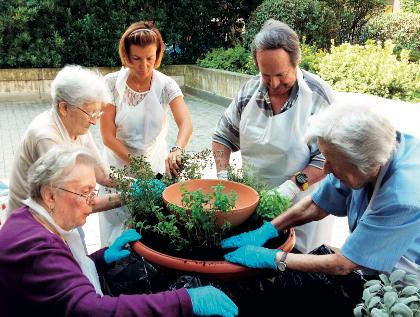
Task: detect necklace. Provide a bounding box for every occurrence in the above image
[29,208,67,244]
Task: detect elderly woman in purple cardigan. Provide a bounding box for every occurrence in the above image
[0,146,237,317]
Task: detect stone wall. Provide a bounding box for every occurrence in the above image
[0,65,251,105]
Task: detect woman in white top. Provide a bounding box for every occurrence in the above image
[7,65,119,216]
[99,21,192,246]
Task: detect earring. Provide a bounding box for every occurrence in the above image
[49,205,55,215]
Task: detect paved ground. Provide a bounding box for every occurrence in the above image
[0,94,359,252]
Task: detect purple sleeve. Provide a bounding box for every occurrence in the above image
[9,232,193,316]
[88,247,110,274]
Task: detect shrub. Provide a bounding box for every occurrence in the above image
[401,0,420,13]
[319,0,387,44]
[245,0,339,49]
[361,12,420,61]
[354,269,420,317]
[299,42,326,73]
[318,40,420,102]
[197,46,257,75]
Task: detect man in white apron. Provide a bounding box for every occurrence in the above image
[213,20,335,253]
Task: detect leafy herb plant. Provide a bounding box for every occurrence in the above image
[354,269,420,317]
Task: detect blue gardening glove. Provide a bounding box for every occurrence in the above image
[224,245,279,270]
[186,286,238,317]
[132,179,166,197]
[104,229,141,264]
[221,221,278,249]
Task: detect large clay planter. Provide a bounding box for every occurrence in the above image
[162,179,259,228]
[132,228,295,280]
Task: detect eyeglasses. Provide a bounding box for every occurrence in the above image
[76,107,104,121]
[57,187,99,204]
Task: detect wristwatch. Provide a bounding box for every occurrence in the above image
[275,251,288,271]
[170,145,183,153]
[294,172,309,191]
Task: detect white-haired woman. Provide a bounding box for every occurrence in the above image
[7,65,119,215]
[0,146,238,317]
[219,102,420,316]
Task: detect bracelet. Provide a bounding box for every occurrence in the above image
[170,145,183,153]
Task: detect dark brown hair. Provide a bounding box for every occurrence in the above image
[118,21,165,68]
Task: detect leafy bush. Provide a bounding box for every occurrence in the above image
[354,269,420,317]
[319,0,387,44]
[245,0,339,49]
[256,190,291,221]
[318,40,420,102]
[197,46,256,74]
[299,42,326,73]
[361,12,420,61]
[401,0,420,13]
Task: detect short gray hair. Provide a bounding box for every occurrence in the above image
[28,146,97,200]
[51,65,112,109]
[251,19,301,67]
[306,102,397,175]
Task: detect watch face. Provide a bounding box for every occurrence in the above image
[296,173,308,184]
[277,262,287,271]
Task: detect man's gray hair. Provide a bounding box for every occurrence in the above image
[251,19,301,66]
[306,102,397,175]
[51,65,112,109]
[28,146,97,200]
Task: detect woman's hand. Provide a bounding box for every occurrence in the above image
[165,148,182,178]
[224,245,279,270]
[104,229,141,264]
[186,286,238,317]
[221,222,278,249]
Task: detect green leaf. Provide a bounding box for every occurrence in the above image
[401,286,419,296]
[353,304,364,317]
[390,303,414,317]
[390,270,406,284]
[368,296,382,309]
[371,308,388,317]
[401,296,420,306]
[384,291,398,309]
[365,280,382,287]
[380,274,391,286]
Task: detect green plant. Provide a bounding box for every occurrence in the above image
[162,149,214,186]
[401,0,420,13]
[197,46,257,75]
[245,0,339,50]
[319,0,387,44]
[110,151,238,251]
[354,269,420,317]
[256,190,291,221]
[317,40,420,102]
[227,161,268,194]
[168,183,237,249]
[361,12,420,61]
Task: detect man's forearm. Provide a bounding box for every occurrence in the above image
[92,193,121,213]
[212,141,232,172]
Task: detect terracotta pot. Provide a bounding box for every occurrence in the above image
[162,179,259,228]
[132,228,295,280]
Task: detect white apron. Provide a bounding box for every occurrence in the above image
[99,68,169,247]
[355,159,420,276]
[239,69,334,253]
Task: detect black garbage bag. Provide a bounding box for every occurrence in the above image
[217,245,368,317]
[103,251,159,296]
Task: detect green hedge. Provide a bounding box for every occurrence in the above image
[197,41,419,102]
[361,12,420,61]
[245,0,339,49]
[318,40,420,102]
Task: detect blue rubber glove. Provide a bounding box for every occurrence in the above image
[104,229,141,264]
[224,245,279,270]
[221,222,278,249]
[186,286,238,317]
[132,179,166,197]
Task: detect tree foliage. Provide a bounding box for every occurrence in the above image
[0,0,262,67]
[245,0,339,49]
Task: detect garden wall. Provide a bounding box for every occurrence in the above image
[0,65,251,106]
